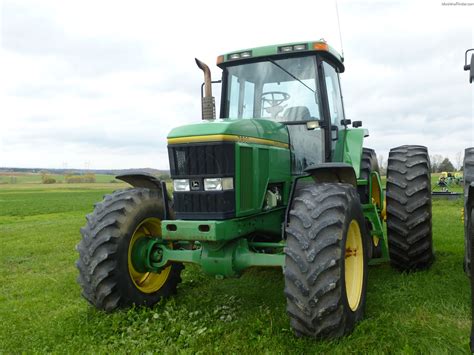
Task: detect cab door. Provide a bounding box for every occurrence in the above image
[320,60,347,162]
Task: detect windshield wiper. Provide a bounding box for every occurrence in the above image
[268,59,316,94]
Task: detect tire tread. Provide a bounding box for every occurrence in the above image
[386,145,434,271]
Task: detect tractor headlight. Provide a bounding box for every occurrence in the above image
[204,177,234,191]
[173,179,190,191]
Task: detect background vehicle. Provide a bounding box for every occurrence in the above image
[77,40,434,338]
[434,172,463,193]
[462,47,474,351]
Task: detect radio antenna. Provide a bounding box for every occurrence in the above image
[335,0,344,60]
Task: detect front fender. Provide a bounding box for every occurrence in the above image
[116,173,163,190]
[116,173,172,220]
[305,163,357,187]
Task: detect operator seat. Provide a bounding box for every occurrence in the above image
[283,106,311,121]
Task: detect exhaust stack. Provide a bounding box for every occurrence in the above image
[195,58,216,120]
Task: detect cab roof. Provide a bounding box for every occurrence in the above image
[217,40,344,72]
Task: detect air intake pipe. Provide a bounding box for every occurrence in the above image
[195,58,216,120]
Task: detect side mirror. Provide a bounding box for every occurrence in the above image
[464,50,474,84]
[470,53,474,84]
[331,125,339,141]
[353,121,363,128]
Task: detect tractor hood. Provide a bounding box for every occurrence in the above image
[167,118,289,145]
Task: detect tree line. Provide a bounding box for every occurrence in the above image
[376,152,463,175]
[41,171,97,184]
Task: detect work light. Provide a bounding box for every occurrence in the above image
[280,46,293,52]
[294,44,307,51]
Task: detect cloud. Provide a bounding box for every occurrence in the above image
[339,0,473,162]
[2,2,153,77]
[0,0,472,170]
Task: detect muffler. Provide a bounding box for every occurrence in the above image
[195,58,216,120]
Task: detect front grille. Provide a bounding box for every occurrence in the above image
[169,142,234,177]
[172,191,235,219]
[168,142,235,220]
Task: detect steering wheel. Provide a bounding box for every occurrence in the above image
[261,91,291,108]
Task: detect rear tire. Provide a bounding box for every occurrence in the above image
[76,188,183,311]
[464,147,474,276]
[284,183,368,338]
[386,145,434,271]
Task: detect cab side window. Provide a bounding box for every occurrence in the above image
[227,75,255,119]
[322,62,344,127]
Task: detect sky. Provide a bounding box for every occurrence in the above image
[0,0,473,170]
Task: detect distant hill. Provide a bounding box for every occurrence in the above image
[0,167,170,176]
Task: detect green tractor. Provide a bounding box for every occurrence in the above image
[76,40,434,338]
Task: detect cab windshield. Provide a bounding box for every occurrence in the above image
[223,56,321,121]
[222,56,324,174]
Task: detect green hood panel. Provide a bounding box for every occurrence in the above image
[167,119,289,144]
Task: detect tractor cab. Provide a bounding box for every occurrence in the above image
[214,41,348,173]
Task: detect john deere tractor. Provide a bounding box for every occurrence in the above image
[77,40,434,338]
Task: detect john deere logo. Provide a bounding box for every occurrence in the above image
[191,180,201,190]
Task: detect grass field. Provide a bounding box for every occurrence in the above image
[0,181,471,353]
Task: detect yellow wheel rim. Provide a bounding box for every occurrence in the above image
[344,220,364,311]
[127,217,171,294]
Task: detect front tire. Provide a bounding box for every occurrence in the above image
[76,188,183,311]
[284,183,368,338]
[386,145,434,271]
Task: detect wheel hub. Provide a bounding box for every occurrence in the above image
[344,220,364,311]
[128,217,172,294]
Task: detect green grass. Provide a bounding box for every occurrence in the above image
[0,183,471,353]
